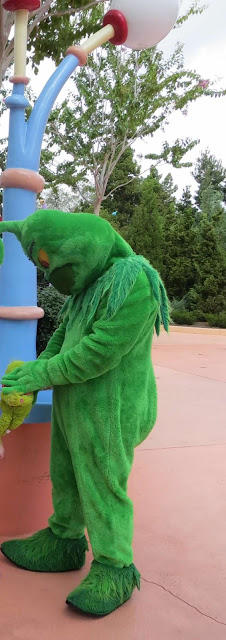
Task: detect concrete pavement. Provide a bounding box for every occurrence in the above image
[1,329,226,639]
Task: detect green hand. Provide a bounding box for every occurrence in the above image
[1,360,49,395]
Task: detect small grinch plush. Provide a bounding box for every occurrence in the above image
[0,361,33,458]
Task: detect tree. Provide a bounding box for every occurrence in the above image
[193,149,226,209]
[193,150,226,251]
[103,148,141,225]
[0,0,208,86]
[39,1,219,216]
[0,0,102,85]
[163,187,198,300]
[191,214,226,315]
[124,167,175,276]
[40,184,81,211]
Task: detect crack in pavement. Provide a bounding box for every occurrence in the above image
[154,363,226,384]
[137,443,226,452]
[141,577,226,627]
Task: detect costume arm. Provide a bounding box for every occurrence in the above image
[38,316,68,361]
[44,272,158,387]
[31,317,68,403]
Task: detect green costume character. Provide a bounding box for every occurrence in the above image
[0,210,169,616]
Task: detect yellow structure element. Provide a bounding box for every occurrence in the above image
[0,361,34,457]
[82,24,115,55]
[14,9,29,77]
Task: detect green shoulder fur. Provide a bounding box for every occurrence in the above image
[60,255,169,336]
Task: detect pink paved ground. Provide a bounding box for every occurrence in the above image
[1,330,226,639]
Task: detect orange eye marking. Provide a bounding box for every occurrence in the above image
[38,249,50,268]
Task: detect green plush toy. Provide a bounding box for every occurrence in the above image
[0,360,34,458]
[0,210,169,616]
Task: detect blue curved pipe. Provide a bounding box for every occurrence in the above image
[0,54,80,422]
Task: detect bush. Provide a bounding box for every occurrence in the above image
[205,311,226,328]
[37,286,67,356]
[170,296,188,312]
[170,309,198,325]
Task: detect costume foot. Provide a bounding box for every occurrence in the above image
[66,560,140,616]
[1,527,88,572]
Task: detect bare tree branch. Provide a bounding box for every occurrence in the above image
[46,0,103,20]
[102,134,128,193]
[103,161,168,201]
[27,0,53,38]
[104,175,141,200]
[28,0,103,33]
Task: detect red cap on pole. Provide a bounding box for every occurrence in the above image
[103,10,128,45]
[2,0,40,10]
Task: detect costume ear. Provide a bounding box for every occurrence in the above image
[0,221,24,265]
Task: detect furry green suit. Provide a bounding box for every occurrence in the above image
[0,210,169,615]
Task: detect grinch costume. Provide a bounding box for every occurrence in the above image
[0,210,169,615]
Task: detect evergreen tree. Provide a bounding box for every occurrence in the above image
[124,168,168,275]
[191,214,226,314]
[164,188,198,300]
[159,174,178,290]
[193,149,226,251]
[193,150,226,209]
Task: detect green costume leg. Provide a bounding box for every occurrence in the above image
[65,385,140,615]
[66,384,135,569]
[1,394,88,571]
[48,394,86,540]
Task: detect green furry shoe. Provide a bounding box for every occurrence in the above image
[1,527,88,572]
[66,560,140,616]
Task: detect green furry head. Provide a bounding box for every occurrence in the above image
[0,209,169,333]
[0,210,132,296]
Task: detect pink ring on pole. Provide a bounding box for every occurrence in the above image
[10,76,30,85]
[66,46,88,67]
[0,169,44,194]
[103,10,128,45]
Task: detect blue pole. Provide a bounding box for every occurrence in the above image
[0,55,80,423]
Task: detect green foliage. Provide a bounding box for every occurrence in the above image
[191,214,226,314]
[124,167,166,275]
[99,209,121,233]
[27,1,105,72]
[103,148,141,225]
[1,0,208,85]
[205,312,226,329]
[192,150,226,254]
[163,187,198,299]
[40,4,216,215]
[1,1,105,82]
[170,309,197,325]
[37,285,66,356]
[193,149,226,208]
[36,157,226,341]
[170,296,188,312]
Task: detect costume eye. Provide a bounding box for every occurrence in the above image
[38,249,50,268]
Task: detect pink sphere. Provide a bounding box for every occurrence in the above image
[110,0,180,50]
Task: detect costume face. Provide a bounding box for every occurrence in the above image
[0,210,132,296]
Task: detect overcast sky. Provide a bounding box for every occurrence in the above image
[138,0,226,196]
[1,0,226,200]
